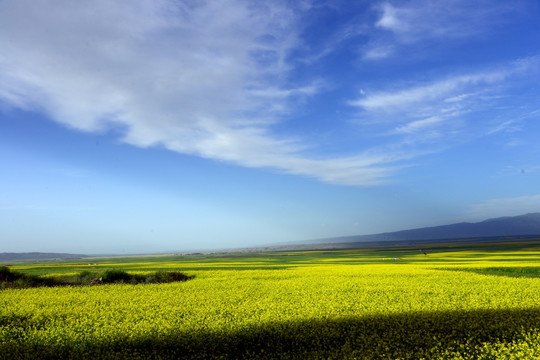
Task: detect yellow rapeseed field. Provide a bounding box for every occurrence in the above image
[1,245,540,359]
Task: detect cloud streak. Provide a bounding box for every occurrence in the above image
[394,116,444,134]
[365,0,522,59]
[350,56,540,143]
[343,54,540,173]
[351,70,509,111]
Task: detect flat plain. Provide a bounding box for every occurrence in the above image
[1,240,540,359]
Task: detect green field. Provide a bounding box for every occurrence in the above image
[2,240,540,359]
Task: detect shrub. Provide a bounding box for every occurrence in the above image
[0,266,15,282]
[101,270,132,283]
[73,270,97,285]
[1,268,193,289]
[154,271,193,283]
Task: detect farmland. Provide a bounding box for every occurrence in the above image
[1,240,540,359]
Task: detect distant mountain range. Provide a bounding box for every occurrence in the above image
[0,252,89,262]
[306,213,540,245]
[3,213,540,259]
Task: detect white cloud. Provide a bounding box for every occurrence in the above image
[350,70,508,111]
[486,119,522,135]
[362,46,394,60]
[298,21,368,64]
[379,0,518,40]
[349,58,540,136]
[443,93,476,103]
[348,56,540,159]
[0,0,406,186]
[395,116,443,134]
[375,3,406,32]
[466,194,540,220]
[486,108,540,135]
[367,0,522,59]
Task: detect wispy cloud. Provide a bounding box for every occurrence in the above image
[486,119,522,135]
[394,116,444,134]
[348,56,540,163]
[486,108,540,136]
[362,46,393,60]
[297,19,368,64]
[377,1,516,40]
[0,0,400,186]
[351,57,539,129]
[365,0,523,59]
[350,70,510,111]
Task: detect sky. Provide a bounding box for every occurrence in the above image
[1,0,540,254]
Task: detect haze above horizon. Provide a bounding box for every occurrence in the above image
[1,0,540,254]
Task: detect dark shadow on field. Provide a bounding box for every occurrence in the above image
[174,266,295,271]
[438,266,540,278]
[2,308,540,359]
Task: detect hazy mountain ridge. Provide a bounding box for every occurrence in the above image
[3,214,540,258]
[309,213,540,245]
[0,252,89,262]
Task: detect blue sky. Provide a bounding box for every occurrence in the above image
[1,0,540,254]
